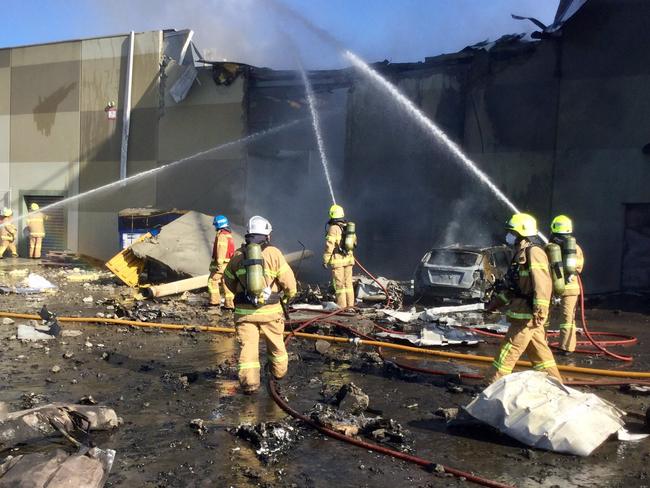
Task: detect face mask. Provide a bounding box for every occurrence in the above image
[505,232,517,246]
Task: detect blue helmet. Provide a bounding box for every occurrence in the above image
[213,214,229,229]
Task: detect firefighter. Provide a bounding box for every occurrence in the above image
[323,204,356,309]
[224,216,297,394]
[207,214,235,309]
[26,203,47,259]
[485,213,562,384]
[0,208,18,258]
[549,215,585,354]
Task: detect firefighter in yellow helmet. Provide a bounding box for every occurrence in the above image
[323,204,356,309]
[223,216,297,394]
[485,213,562,384]
[207,215,235,309]
[0,208,18,258]
[549,215,584,354]
[26,202,48,259]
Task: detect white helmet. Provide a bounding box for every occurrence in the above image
[247,215,272,236]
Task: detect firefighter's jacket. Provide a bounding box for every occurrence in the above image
[562,243,584,297]
[496,240,552,327]
[323,222,355,269]
[0,219,17,242]
[210,230,234,273]
[224,245,297,323]
[26,212,46,238]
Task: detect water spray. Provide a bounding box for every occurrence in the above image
[267,0,549,242]
[297,62,337,204]
[5,118,305,230]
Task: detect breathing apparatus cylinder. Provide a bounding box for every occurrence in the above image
[244,243,265,302]
[562,236,577,281]
[545,242,566,295]
[343,222,356,254]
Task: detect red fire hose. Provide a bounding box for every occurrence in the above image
[269,317,515,488]
[577,275,633,362]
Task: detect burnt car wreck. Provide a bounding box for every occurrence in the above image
[413,245,512,302]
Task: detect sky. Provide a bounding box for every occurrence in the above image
[0,0,560,69]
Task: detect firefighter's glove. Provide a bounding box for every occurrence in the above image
[532,306,548,328]
[261,286,272,304]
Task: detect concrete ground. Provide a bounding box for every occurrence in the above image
[0,260,648,487]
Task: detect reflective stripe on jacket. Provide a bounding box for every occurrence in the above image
[223,245,297,323]
[499,241,552,327]
[323,223,354,268]
[26,212,46,236]
[210,230,235,272]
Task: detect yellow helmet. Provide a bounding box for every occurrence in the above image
[506,213,537,237]
[551,215,572,234]
[30,202,39,211]
[329,204,344,220]
[2,208,12,217]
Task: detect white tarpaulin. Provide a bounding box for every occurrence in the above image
[464,371,626,456]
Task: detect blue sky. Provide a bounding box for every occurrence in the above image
[0,0,559,68]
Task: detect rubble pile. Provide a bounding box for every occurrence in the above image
[234,421,302,464]
[310,383,410,450]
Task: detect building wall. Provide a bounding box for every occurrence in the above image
[344,0,650,293]
[551,0,650,292]
[155,69,246,225]
[7,40,81,253]
[77,31,161,260]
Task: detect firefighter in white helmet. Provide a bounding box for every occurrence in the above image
[223,216,297,394]
[0,208,18,258]
[26,202,48,259]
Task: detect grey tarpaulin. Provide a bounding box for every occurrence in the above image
[130,211,245,277]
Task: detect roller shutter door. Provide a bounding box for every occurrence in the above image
[24,195,67,253]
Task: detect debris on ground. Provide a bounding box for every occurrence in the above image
[464,371,626,456]
[291,284,325,305]
[335,383,369,414]
[189,418,208,436]
[65,269,103,282]
[23,273,57,291]
[0,403,120,450]
[16,324,55,342]
[0,447,116,488]
[116,302,179,322]
[376,322,481,346]
[620,384,650,395]
[161,371,190,390]
[309,403,410,450]
[355,276,405,309]
[234,421,301,463]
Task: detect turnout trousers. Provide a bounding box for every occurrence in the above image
[29,236,43,258]
[332,265,354,308]
[558,294,579,352]
[236,318,288,392]
[208,270,234,308]
[487,318,562,384]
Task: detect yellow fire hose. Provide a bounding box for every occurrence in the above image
[2,311,650,380]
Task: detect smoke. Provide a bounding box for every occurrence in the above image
[48,1,560,70]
